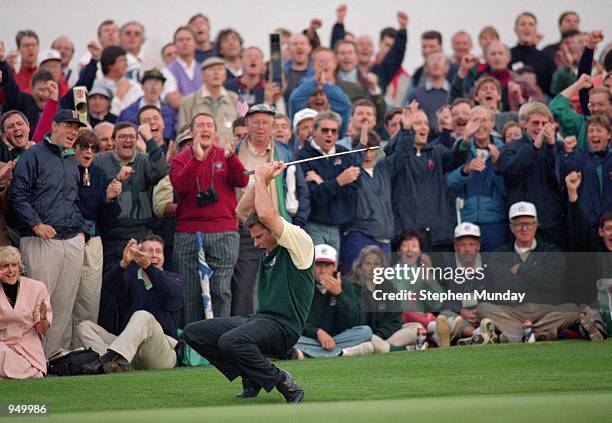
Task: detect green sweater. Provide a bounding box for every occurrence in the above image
[93,139,168,239]
[350,280,403,340]
[302,278,362,338]
[549,94,588,149]
[257,245,315,336]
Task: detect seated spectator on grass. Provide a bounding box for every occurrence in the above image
[0,246,51,379]
[291,244,371,359]
[476,202,584,343]
[79,236,182,374]
[341,245,434,356]
[436,223,498,346]
[94,121,168,333]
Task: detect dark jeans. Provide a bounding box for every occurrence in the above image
[183,315,299,392]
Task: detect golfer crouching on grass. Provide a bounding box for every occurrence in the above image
[183,161,315,404]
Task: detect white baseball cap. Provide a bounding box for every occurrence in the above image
[509,201,538,220]
[293,108,318,131]
[314,244,337,264]
[454,222,481,239]
[37,49,62,67]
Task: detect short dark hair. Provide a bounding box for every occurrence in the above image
[384,108,402,126]
[188,13,210,26]
[365,130,381,148]
[1,110,29,132]
[244,211,265,231]
[558,11,578,26]
[216,28,243,58]
[74,129,100,150]
[143,234,165,247]
[30,69,53,88]
[333,39,356,53]
[380,27,396,42]
[112,122,137,139]
[451,98,473,109]
[400,229,422,247]
[422,31,442,44]
[137,105,162,123]
[587,115,611,133]
[232,117,247,129]
[16,30,39,48]
[351,99,376,117]
[190,112,217,131]
[601,212,612,229]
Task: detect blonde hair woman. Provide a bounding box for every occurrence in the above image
[0,246,52,379]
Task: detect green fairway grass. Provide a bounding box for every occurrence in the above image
[1,340,611,422]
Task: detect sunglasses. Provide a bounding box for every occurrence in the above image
[78,144,100,153]
[320,127,338,135]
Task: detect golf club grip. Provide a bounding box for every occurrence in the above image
[244,169,256,176]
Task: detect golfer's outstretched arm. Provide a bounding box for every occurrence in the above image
[254,162,285,239]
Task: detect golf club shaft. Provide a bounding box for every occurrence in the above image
[243,146,380,176]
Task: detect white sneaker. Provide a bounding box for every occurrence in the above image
[290,348,305,360]
[342,342,374,356]
[370,335,391,353]
[416,341,429,350]
[479,318,497,344]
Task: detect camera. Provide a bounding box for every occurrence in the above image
[196,187,218,207]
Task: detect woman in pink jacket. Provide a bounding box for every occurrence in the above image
[0,246,52,379]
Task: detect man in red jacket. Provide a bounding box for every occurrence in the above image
[170,112,248,323]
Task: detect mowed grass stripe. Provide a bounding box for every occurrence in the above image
[6,393,612,423]
[1,340,611,414]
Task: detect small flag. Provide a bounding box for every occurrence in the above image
[196,232,214,319]
[236,91,250,117]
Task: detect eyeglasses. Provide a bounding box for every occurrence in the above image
[78,144,100,153]
[320,127,338,134]
[116,134,137,141]
[511,222,537,230]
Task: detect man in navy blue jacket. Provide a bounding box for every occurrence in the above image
[79,235,183,373]
[296,110,362,253]
[9,109,88,356]
[497,102,567,250]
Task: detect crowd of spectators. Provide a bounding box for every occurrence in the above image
[0,5,610,379]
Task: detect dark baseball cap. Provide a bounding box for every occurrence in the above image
[141,68,167,84]
[53,109,87,127]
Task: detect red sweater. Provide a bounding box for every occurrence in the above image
[170,146,248,233]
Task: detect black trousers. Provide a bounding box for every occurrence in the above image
[183,315,298,392]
